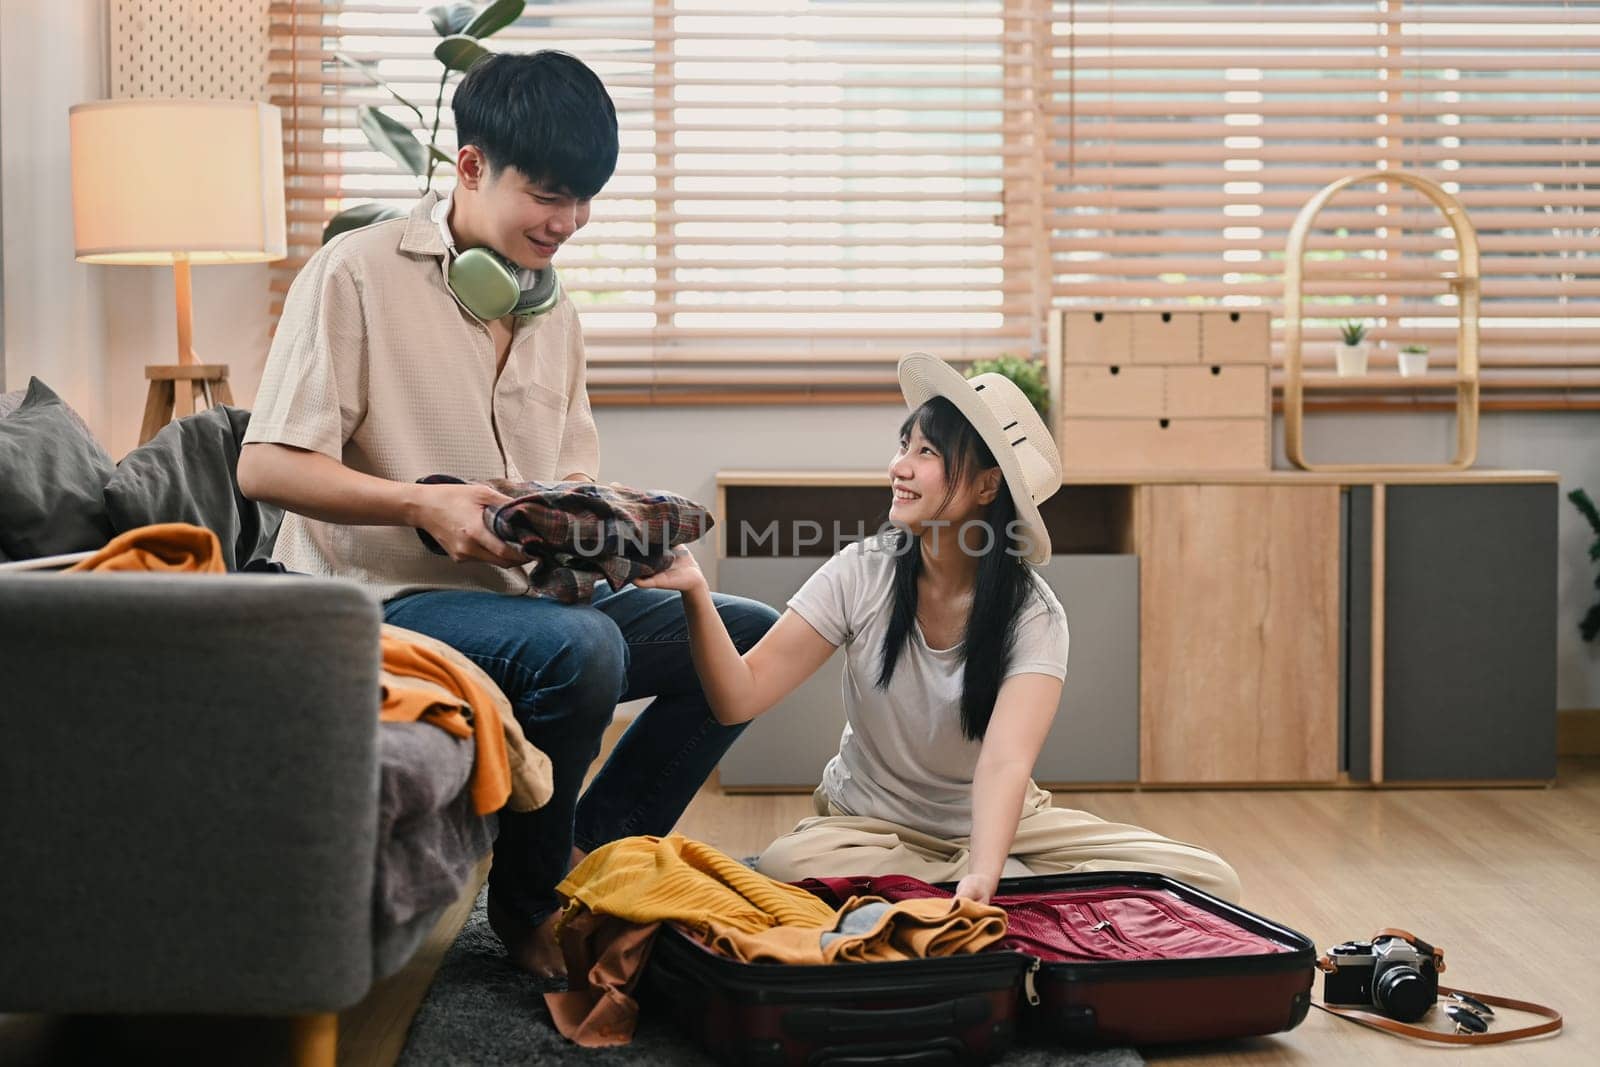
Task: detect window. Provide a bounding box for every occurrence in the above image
[270,0,1600,406]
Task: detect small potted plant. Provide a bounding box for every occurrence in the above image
[1335,320,1370,377]
[1398,343,1429,377]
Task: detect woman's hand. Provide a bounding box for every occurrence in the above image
[953,872,999,906]
[633,545,708,594]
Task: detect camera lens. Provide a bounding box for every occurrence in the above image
[1375,965,1432,1022]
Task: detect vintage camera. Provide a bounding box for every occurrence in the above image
[1322,934,1440,1022]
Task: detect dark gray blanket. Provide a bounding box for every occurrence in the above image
[103,405,283,570]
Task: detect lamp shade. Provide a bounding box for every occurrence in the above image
[70,99,287,265]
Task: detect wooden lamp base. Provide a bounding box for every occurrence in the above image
[139,362,233,445]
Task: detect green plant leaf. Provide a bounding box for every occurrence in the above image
[429,145,455,167]
[321,202,405,244]
[966,355,1050,418]
[1339,319,1368,344]
[335,51,384,86]
[463,0,525,39]
[336,52,425,125]
[422,3,477,37]
[1570,489,1600,534]
[358,105,429,176]
[435,34,491,72]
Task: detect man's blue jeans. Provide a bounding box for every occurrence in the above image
[383,582,779,923]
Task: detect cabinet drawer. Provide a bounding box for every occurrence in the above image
[1200,310,1271,364]
[1062,311,1132,364]
[1165,365,1268,419]
[1131,311,1201,364]
[1060,417,1268,471]
[1059,365,1164,417]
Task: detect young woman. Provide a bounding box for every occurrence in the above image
[638,353,1240,904]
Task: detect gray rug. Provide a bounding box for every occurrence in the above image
[398,887,1143,1066]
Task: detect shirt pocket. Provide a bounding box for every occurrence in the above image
[505,381,570,480]
[527,381,568,412]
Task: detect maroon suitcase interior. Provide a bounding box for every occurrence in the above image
[797,871,1316,1046]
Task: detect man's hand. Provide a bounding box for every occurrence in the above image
[632,545,708,594]
[953,872,999,906]
[412,482,529,567]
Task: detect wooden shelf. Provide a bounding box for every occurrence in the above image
[716,467,1560,488]
[1295,372,1472,391]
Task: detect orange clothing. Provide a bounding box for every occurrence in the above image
[703,894,1006,965]
[380,624,552,815]
[543,909,660,1048]
[66,522,225,573]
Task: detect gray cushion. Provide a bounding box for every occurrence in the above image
[104,405,283,570]
[0,378,115,560]
[2,391,21,559]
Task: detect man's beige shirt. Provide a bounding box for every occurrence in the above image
[244,192,600,599]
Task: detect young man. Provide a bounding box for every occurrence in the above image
[238,51,777,977]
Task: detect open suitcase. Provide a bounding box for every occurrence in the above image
[644,871,1315,1065]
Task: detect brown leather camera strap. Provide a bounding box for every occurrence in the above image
[1314,929,1561,1045]
[1312,987,1563,1045]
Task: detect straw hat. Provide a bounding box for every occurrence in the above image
[897,352,1062,565]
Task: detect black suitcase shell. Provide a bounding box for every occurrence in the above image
[646,930,1033,1066]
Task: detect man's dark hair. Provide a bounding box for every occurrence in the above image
[453,51,619,199]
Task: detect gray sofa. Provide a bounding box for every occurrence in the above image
[0,385,495,1066]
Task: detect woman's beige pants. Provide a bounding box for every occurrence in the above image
[754,788,1242,903]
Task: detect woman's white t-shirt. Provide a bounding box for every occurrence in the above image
[786,535,1070,838]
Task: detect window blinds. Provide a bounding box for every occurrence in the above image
[268,0,1600,406]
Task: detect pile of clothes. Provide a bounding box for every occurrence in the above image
[544,834,1009,1047]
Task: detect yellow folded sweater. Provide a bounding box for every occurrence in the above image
[556,833,837,937]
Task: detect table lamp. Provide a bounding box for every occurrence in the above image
[69,99,286,443]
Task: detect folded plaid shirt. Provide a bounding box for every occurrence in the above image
[417,476,713,604]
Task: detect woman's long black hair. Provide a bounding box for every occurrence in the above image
[876,396,1048,741]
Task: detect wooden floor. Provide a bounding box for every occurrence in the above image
[6,759,1596,1066]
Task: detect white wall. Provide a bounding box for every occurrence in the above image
[97,259,272,458]
[1,2,275,459]
[1,1,110,422]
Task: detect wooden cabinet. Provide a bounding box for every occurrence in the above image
[711,469,1556,791]
[1346,484,1558,784]
[1052,309,1271,472]
[1136,484,1342,784]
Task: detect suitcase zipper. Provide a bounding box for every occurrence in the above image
[1024,957,1041,1006]
[1082,903,1142,958]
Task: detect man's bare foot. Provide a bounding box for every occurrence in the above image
[486,894,566,979]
